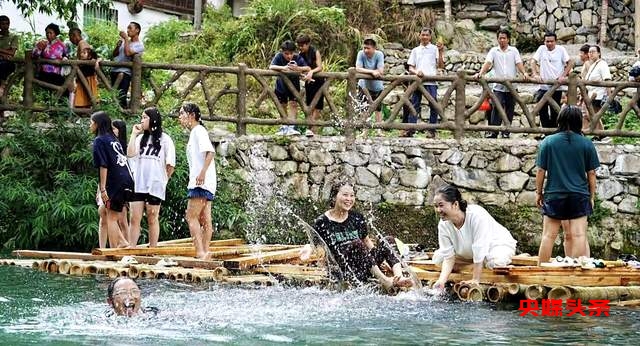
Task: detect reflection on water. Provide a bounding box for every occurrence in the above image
[1,265,639,345]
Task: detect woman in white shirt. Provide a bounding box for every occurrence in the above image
[127,107,176,247]
[432,185,517,289]
[583,45,611,139]
[178,103,216,259]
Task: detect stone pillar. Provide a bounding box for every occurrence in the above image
[636,0,640,52]
[444,0,451,22]
[510,0,518,24]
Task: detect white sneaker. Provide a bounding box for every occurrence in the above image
[304,129,314,137]
[286,126,300,136]
[275,126,288,136]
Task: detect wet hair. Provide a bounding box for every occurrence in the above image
[496,28,511,40]
[112,119,128,152]
[140,107,163,154]
[295,34,311,45]
[130,22,141,32]
[420,27,433,34]
[0,15,9,23]
[91,111,113,137]
[45,23,60,36]
[556,105,583,137]
[181,102,204,127]
[328,179,354,208]
[363,38,377,47]
[107,277,136,301]
[436,185,468,212]
[280,40,296,52]
[579,44,591,54]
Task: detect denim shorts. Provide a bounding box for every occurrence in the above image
[542,194,592,220]
[187,187,215,201]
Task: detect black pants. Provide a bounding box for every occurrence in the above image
[336,236,400,283]
[536,89,562,128]
[489,90,515,136]
[0,60,16,81]
[110,71,132,108]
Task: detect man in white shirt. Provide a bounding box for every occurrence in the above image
[406,27,444,138]
[475,29,529,138]
[531,32,573,133]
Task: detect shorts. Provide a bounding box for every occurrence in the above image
[106,188,134,212]
[275,84,300,104]
[130,192,163,206]
[358,89,382,111]
[187,187,215,201]
[542,194,592,220]
[305,79,325,110]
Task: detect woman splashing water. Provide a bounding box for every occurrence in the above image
[299,180,413,291]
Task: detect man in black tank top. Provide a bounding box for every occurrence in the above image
[296,34,325,137]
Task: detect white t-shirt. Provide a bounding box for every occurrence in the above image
[131,132,176,200]
[435,205,517,264]
[585,59,612,101]
[407,43,439,86]
[186,125,217,194]
[533,45,570,90]
[485,46,522,92]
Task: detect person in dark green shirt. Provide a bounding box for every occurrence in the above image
[535,105,599,265]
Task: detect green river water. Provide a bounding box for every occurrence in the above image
[0,265,638,345]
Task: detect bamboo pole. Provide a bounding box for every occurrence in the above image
[466,285,485,302]
[506,283,526,297]
[548,286,573,300]
[487,285,507,303]
[46,260,59,273]
[69,264,85,276]
[525,284,548,301]
[38,260,48,272]
[548,286,640,301]
[223,248,304,270]
[457,283,471,300]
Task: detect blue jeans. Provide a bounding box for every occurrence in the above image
[403,85,438,134]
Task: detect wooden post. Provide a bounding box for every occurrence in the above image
[454,70,466,140]
[600,0,608,45]
[194,0,203,30]
[345,67,358,139]
[236,63,248,136]
[636,0,640,52]
[567,73,578,106]
[130,54,143,114]
[23,51,34,108]
[444,0,451,22]
[510,0,518,24]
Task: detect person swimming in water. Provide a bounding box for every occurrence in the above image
[106,277,157,317]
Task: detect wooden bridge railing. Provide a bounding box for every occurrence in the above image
[2,51,640,140]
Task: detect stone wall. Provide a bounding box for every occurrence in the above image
[216,135,640,257]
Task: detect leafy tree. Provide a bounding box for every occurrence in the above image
[3,0,112,21]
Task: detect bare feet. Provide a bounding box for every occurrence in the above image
[196,252,213,260]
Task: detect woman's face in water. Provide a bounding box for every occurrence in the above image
[433,193,458,221]
[109,279,141,317]
[333,185,355,212]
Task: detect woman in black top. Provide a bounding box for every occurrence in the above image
[300,180,413,290]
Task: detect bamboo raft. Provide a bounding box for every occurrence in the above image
[2,240,640,305]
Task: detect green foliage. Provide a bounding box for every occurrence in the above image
[602,101,640,145]
[143,19,193,63]
[83,21,120,59]
[7,0,111,21]
[588,198,612,225]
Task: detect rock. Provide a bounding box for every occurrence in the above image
[451,166,497,192]
[575,26,590,35]
[597,180,625,200]
[435,20,455,38]
[338,151,368,166]
[356,166,379,187]
[488,154,522,172]
[253,170,275,186]
[464,4,486,12]
[499,171,530,191]
[369,145,392,164]
[367,164,382,178]
[308,149,334,166]
[479,18,507,31]
[389,64,406,75]
[612,154,640,175]
[476,192,509,206]
[556,27,576,40]
[341,163,355,178]
[614,195,623,204]
[510,145,538,156]
[559,0,571,7]
[399,168,432,188]
[404,146,422,157]
[535,1,546,15]
[439,148,464,164]
[546,15,556,32]
[309,166,325,184]
[287,173,309,198]
[522,158,537,175]
[618,195,639,214]
[267,145,288,160]
[457,11,487,20]
[274,161,297,176]
[469,155,488,169]
[412,157,426,170]
[601,200,618,213]
[384,42,403,50]
[249,155,274,170]
[356,186,381,203]
[382,189,424,206]
[380,166,395,184]
[581,9,592,27]
[290,144,306,162]
[547,0,559,12]
[597,149,618,164]
[391,153,407,166]
[469,111,485,124]
[516,191,538,206]
[455,19,476,31]
[595,165,610,178]
[298,162,310,173]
